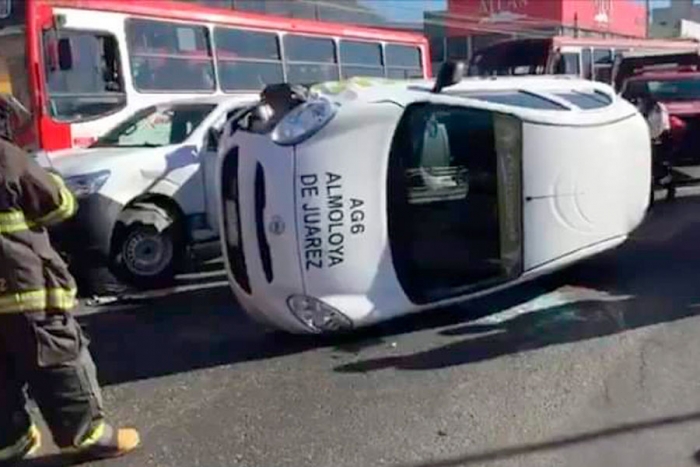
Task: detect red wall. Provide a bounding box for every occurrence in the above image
[447,0,646,38]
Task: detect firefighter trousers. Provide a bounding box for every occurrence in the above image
[0,311,105,450]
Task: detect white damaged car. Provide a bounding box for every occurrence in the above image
[47,96,256,292]
[217,65,651,334]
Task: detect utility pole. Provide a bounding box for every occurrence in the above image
[646,0,651,38]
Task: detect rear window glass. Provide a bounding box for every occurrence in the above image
[554,91,612,109]
[458,91,568,110]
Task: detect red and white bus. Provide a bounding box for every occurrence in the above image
[468,36,700,84]
[0,0,430,152]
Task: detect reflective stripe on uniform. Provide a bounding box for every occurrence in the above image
[79,421,106,448]
[0,209,32,233]
[34,174,77,226]
[0,424,40,462]
[0,175,76,233]
[0,287,77,314]
[60,421,107,454]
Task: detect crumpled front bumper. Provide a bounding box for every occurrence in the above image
[49,193,124,270]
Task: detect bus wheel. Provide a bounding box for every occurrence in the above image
[111,202,184,289]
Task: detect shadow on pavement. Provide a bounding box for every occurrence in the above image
[336,196,700,373]
[77,287,323,386]
[391,410,700,467]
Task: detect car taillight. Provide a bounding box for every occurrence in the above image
[669,115,687,139]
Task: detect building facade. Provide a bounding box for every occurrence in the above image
[650,0,700,38]
[429,0,648,69]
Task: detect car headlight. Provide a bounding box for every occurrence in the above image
[64,170,111,198]
[271,97,336,146]
[287,295,353,333]
[31,150,54,169]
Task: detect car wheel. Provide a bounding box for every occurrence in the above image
[111,203,184,289]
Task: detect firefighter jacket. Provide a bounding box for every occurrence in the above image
[0,139,78,314]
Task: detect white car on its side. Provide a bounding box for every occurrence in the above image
[217,67,651,334]
[47,96,257,291]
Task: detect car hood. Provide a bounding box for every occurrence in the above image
[658,100,700,116]
[48,146,171,178]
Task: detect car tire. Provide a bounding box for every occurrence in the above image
[111,202,184,290]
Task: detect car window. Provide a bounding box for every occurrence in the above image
[553,90,612,109]
[456,90,568,110]
[92,103,216,148]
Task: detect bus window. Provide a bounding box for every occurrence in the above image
[339,40,383,79]
[554,52,580,76]
[127,19,215,92]
[581,48,592,80]
[283,34,339,85]
[593,48,613,83]
[385,44,423,79]
[42,31,125,122]
[215,28,284,91]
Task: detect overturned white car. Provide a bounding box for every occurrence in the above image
[218,64,651,334]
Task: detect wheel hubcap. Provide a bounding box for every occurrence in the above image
[123,231,173,277]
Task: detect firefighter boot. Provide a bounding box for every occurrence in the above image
[0,424,42,466]
[62,421,140,462]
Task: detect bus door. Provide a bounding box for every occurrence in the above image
[592,48,614,84]
[553,46,583,77]
[387,103,523,304]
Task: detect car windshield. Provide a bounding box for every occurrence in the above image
[91,103,216,148]
[624,76,700,102]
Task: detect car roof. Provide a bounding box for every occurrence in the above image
[311,76,635,127]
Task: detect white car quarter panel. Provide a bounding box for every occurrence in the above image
[522,113,651,270]
[294,102,413,324]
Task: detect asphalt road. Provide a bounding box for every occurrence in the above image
[23,194,700,467]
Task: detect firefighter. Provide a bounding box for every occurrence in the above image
[0,96,140,464]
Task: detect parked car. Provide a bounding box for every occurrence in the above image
[613,50,700,200]
[46,96,257,294]
[216,66,651,335]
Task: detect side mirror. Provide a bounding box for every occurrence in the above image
[206,127,220,152]
[432,61,465,94]
[57,38,73,71]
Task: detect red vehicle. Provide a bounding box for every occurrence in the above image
[468,36,700,84]
[615,50,700,200]
[0,0,431,153]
